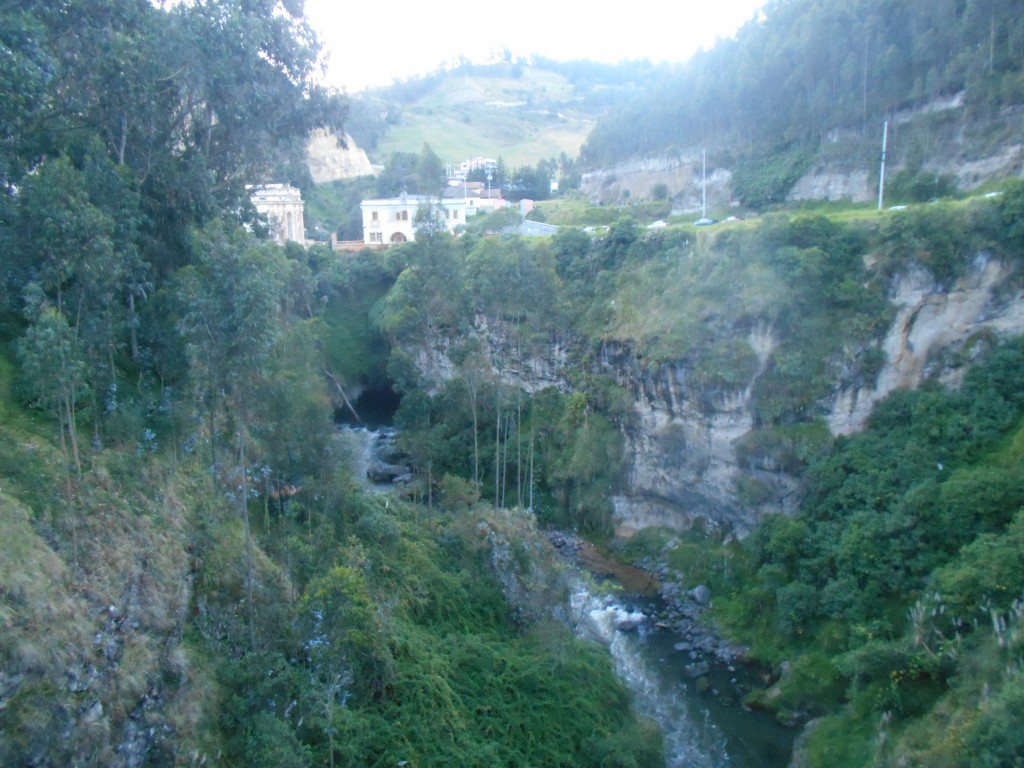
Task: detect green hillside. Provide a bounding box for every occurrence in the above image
[580,0,1024,195]
[347,60,664,167]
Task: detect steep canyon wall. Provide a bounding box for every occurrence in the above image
[416,257,1024,538]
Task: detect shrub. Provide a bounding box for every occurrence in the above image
[732,145,813,209]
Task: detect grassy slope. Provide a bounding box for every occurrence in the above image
[0,352,221,762]
[367,67,597,167]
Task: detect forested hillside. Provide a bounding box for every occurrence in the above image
[4,1,1024,767]
[581,0,1024,202]
[0,2,660,765]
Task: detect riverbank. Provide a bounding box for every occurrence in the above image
[549,530,797,767]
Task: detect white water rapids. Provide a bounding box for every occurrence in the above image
[334,426,398,492]
[572,585,732,767]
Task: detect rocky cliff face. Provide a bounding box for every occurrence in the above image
[413,312,572,396]
[828,254,1024,435]
[596,325,798,538]
[416,257,1024,538]
[306,129,374,183]
[579,153,733,211]
[606,254,1024,538]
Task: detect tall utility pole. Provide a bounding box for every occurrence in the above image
[701,149,707,219]
[878,120,888,211]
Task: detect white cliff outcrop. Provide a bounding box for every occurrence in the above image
[603,255,1024,537]
[306,129,374,183]
[829,255,1024,435]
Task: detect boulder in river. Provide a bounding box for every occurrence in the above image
[689,584,712,605]
[367,461,412,483]
[685,660,711,679]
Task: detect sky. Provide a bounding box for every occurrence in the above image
[303,0,766,93]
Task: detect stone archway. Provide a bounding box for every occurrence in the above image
[390,232,408,243]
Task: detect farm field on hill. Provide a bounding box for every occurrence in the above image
[355,66,613,166]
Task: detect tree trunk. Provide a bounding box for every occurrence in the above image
[118,112,128,166]
[239,431,257,654]
[470,385,479,490]
[494,401,501,511]
[528,420,535,513]
[516,393,523,509]
[64,394,82,476]
[500,412,510,510]
[128,291,140,361]
[208,387,218,471]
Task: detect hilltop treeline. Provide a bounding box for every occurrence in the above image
[581,0,1024,167]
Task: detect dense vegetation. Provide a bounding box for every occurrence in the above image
[622,336,1024,766]
[581,0,1024,203]
[363,183,1024,766]
[0,2,661,765]
[5,1,1024,766]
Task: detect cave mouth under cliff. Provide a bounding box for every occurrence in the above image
[335,384,401,429]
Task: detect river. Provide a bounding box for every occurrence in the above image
[340,425,795,767]
[570,551,795,768]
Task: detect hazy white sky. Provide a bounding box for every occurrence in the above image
[304,0,766,93]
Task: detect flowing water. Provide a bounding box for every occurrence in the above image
[334,425,402,492]
[339,426,794,766]
[329,428,405,493]
[572,581,795,768]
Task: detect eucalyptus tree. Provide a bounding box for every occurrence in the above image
[371,234,470,347]
[415,143,446,197]
[176,220,290,650]
[11,153,138,442]
[176,221,288,467]
[1,0,347,279]
[17,301,89,481]
[0,4,56,188]
[13,155,115,317]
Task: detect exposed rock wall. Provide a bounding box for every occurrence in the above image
[579,153,733,211]
[829,254,1024,435]
[788,170,872,204]
[306,129,374,183]
[414,259,1024,538]
[413,312,572,396]
[602,255,1024,537]
[597,324,799,538]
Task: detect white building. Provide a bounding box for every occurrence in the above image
[250,184,305,244]
[451,157,497,178]
[443,181,506,215]
[360,194,469,245]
